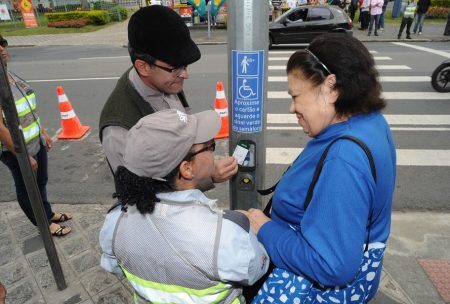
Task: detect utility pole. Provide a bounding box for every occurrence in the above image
[228,0,269,210]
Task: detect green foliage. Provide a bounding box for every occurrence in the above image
[45,10,110,25]
[45,11,87,22]
[430,0,450,7]
[86,10,110,25]
[107,6,128,21]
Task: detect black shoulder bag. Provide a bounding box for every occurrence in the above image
[243,135,377,302]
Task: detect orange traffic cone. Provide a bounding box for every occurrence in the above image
[56,86,90,139]
[214,81,229,139]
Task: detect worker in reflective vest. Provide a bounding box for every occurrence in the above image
[0,34,72,237]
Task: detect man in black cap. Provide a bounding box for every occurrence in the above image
[99,5,237,187]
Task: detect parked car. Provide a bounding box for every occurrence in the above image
[269,5,352,47]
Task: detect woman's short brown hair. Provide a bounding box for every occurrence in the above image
[286,33,385,117]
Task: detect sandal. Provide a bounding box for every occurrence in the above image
[51,225,71,237]
[51,212,72,223]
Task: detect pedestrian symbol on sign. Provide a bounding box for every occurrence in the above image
[240,56,255,74]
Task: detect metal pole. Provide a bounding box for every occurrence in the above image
[0,60,67,291]
[207,5,211,39]
[228,0,268,210]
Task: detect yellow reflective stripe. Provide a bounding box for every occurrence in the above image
[231,298,241,304]
[22,118,40,143]
[122,267,227,297]
[15,94,36,117]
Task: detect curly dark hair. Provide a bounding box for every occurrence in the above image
[286,33,385,117]
[113,165,179,214]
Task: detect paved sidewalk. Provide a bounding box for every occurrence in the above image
[0,200,449,304]
[5,19,450,47]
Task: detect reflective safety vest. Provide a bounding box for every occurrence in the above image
[113,204,244,304]
[1,72,41,156]
[404,3,416,18]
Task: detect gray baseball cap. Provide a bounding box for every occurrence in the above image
[123,109,221,179]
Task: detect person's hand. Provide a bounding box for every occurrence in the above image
[29,156,38,172]
[42,129,53,151]
[246,208,271,235]
[212,156,238,183]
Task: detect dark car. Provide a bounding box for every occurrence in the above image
[269,5,352,47]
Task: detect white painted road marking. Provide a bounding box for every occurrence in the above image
[269,50,378,55]
[269,56,391,61]
[266,148,450,166]
[267,126,450,131]
[269,65,411,70]
[78,56,129,60]
[267,114,450,125]
[268,76,430,82]
[392,42,450,59]
[268,91,450,100]
[27,77,120,83]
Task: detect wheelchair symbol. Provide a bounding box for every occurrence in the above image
[238,79,256,99]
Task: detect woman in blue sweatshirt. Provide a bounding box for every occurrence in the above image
[245,34,396,303]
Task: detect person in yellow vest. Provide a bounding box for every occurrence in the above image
[397,0,417,39]
[0,35,72,236]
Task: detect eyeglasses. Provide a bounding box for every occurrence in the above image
[187,141,216,159]
[304,48,331,75]
[0,39,8,48]
[152,62,187,76]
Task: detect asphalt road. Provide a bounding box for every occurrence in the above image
[1,42,449,210]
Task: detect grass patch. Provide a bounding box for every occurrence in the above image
[0,24,110,36]
[0,14,123,36]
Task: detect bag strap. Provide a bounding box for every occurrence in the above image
[304,135,377,210]
[258,135,377,252]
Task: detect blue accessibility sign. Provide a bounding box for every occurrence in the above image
[231,50,264,133]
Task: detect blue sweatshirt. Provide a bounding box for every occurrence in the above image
[258,112,396,292]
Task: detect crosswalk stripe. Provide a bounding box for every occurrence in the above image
[266,148,450,166]
[268,76,430,82]
[269,56,391,61]
[268,91,450,100]
[392,42,450,59]
[267,126,450,131]
[27,77,120,83]
[269,65,410,70]
[268,50,378,55]
[267,114,450,125]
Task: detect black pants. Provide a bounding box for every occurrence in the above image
[1,143,54,225]
[398,17,413,37]
[360,11,369,29]
[445,12,450,36]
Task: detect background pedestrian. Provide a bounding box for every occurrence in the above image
[413,0,431,34]
[368,0,384,36]
[398,0,417,39]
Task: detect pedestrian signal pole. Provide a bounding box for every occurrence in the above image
[228,0,269,210]
[0,59,67,291]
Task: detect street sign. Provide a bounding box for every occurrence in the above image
[0,4,11,21]
[231,50,264,133]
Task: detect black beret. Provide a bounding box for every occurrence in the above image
[128,6,201,67]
